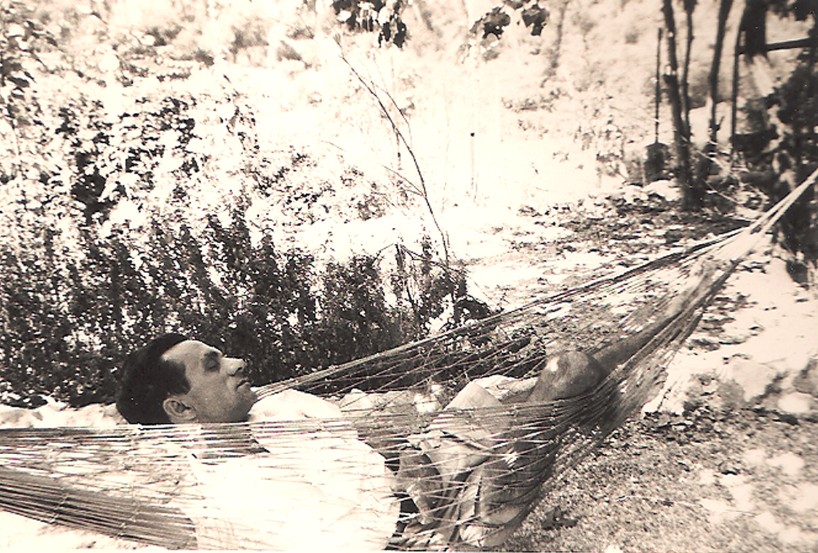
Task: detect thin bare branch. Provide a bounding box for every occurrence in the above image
[338,48,451,263]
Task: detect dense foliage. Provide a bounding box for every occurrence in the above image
[0,0,489,408]
[0,211,471,408]
[329,0,550,47]
[732,1,818,276]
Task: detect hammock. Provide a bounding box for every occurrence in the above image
[1,171,815,551]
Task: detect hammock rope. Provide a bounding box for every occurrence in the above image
[1,169,815,550]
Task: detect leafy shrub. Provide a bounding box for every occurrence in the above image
[734,54,818,272]
[0,207,483,408]
[770,62,818,266]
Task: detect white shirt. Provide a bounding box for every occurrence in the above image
[178,390,399,551]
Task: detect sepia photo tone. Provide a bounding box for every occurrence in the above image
[1,0,817,551]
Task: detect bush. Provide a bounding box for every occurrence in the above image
[0,207,482,408]
[734,55,818,272]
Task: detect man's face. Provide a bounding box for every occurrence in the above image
[161,340,258,423]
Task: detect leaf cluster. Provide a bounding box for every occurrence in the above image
[735,54,818,266]
[332,0,409,47]
[0,209,482,408]
[470,1,549,39]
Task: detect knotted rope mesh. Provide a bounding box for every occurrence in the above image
[1,172,814,550]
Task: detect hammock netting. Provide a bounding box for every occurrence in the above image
[0,173,814,551]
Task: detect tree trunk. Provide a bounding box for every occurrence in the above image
[655,27,663,143]
[682,0,696,135]
[694,0,733,187]
[730,19,742,146]
[742,0,769,59]
[543,0,569,80]
[662,0,697,208]
[707,0,733,146]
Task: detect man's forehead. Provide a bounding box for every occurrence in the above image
[161,340,220,364]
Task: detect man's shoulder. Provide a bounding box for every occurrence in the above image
[249,389,343,421]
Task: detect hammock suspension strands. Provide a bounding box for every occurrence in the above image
[1,169,815,550]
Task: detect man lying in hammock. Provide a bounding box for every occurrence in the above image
[114,263,713,550]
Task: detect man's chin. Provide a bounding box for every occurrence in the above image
[236,379,255,393]
[242,386,259,405]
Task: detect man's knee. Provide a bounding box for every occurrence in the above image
[527,350,607,403]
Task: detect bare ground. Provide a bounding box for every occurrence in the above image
[505,407,818,552]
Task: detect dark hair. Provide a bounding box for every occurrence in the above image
[116,333,191,424]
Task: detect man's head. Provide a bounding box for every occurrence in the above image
[117,334,258,425]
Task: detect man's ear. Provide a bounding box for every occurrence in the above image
[163,396,197,423]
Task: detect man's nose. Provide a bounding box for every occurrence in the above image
[224,357,245,376]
